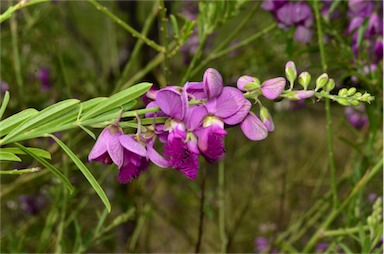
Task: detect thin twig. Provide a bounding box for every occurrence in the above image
[195,168,206,253]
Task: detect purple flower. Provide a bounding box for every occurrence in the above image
[344,104,368,129]
[315,242,329,253]
[348,0,374,18]
[88,125,124,168]
[118,134,169,183]
[197,118,227,163]
[156,86,188,120]
[19,194,47,215]
[255,236,269,253]
[1,81,9,96]
[37,67,51,92]
[294,25,313,44]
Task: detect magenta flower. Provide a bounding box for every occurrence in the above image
[156,86,188,120]
[37,67,51,92]
[344,105,368,129]
[118,134,169,183]
[261,77,286,100]
[88,125,124,168]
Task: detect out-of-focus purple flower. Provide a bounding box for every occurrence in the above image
[263,1,314,43]
[368,193,378,203]
[37,67,51,92]
[315,242,329,253]
[255,236,269,253]
[348,0,374,18]
[344,104,368,129]
[180,0,199,21]
[1,81,9,97]
[374,39,383,62]
[19,194,47,215]
[88,125,124,168]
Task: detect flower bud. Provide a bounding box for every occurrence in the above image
[285,90,315,100]
[237,75,260,91]
[347,87,357,96]
[260,106,275,132]
[203,68,224,98]
[298,72,311,90]
[285,61,297,85]
[315,73,329,91]
[324,78,335,92]
[336,98,350,106]
[338,88,348,96]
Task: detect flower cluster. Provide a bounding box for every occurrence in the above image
[88,61,373,183]
[262,0,314,43]
[347,0,383,63]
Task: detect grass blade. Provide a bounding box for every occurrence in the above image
[48,134,111,212]
[0,108,38,137]
[0,91,10,120]
[1,147,51,160]
[0,151,21,162]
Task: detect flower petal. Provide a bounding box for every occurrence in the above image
[147,141,169,168]
[119,135,147,157]
[88,127,109,162]
[203,68,224,98]
[106,129,124,168]
[156,87,186,119]
[118,164,140,184]
[206,87,245,118]
[240,112,268,141]
[145,101,166,118]
[237,75,256,91]
[224,99,252,125]
[185,105,208,130]
[261,77,286,100]
[185,81,207,99]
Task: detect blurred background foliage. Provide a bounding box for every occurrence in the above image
[0,0,382,253]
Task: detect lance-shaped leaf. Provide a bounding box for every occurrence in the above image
[1,99,79,145]
[15,143,74,194]
[0,108,38,137]
[80,82,152,121]
[1,147,51,160]
[49,134,111,212]
[0,151,21,162]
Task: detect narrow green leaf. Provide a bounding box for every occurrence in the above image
[0,91,10,120]
[81,100,136,126]
[0,151,21,162]
[80,82,151,121]
[14,143,74,194]
[0,108,38,137]
[79,125,96,140]
[48,134,111,212]
[2,99,80,144]
[1,147,51,160]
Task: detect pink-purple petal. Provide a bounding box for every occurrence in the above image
[119,135,147,157]
[224,99,252,125]
[185,105,208,130]
[240,113,268,141]
[106,131,124,168]
[203,68,224,98]
[156,88,184,119]
[261,77,286,100]
[213,87,245,118]
[88,127,109,161]
[147,142,170,168]
[185,81,207,99]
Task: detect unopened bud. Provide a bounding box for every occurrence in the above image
[324,78,335,92]
[347,87,357,96]
[237,75,258,91]
[338,88,348,96]
[336,98,350,106]
[285,61,297,85]
[285,90,315,101]
[260,106,275,132]
[298,72,311,90]
[315,73,329,91]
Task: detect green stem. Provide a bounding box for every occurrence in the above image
[321,225,369,238]
[10,6,23,92]
[0,91,10,120]
[190,24,276,77]
[0,167,41,174]
[314,0,338,209]
[159,0,169,85]
[128,204,151,252]
[218,160,227,253]
[115,1,159,92]
[181,35,208,84]
[0,0,50,24]
[302,158,383,252]
[86,0,164,53]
